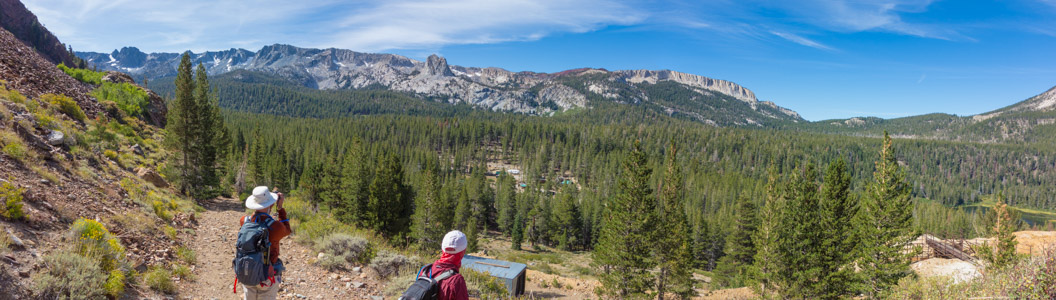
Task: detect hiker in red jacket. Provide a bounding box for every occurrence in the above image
[418,230,469,300]
[239,186,292,300]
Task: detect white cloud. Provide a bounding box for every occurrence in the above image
[22,0,644,53]
[328,0,644,51]
[767,0,962,40]
[769,31,835,51]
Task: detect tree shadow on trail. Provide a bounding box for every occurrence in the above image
[198,197,245,212]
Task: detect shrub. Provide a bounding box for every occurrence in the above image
[295,213,346,245]
[369,250,412,278]
[119,177,145,203]
[463,268,507,299]
[152,200,173,221]
[143,267,175,293]
[172,263,195,281]
[162,225,178,239]
[2,142,28,162]
[105,269,126,297]
[177,246,197,265]
[0,181,25,220]
[91,82,148,118]
[69,218,126,272]
[42,93,86,122]
[57,63,104,85]
[32,251,107,299]
[315,234,374,270]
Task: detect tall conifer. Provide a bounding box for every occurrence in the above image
[753,164,784,298]
[655,142,695,299]
[818,158,858,298]
[856,132,917,297]
[593,140,656,299]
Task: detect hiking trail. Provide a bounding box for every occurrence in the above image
[183,197,385,299]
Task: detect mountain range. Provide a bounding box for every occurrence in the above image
[77,46,803,126]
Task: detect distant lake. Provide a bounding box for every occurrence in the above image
[960,205,1056,227]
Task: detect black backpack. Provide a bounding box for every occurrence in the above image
[232,213,274,290]
[398,263,458,300]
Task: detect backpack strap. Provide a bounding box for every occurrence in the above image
[433,270,457,282]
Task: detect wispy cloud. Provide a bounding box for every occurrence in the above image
[769,31,835,51]
[917,73,927,84]
[328,0,644,51]
[24,0,645,53]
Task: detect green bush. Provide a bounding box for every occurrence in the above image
[104,269,126,298]
[152,200,173,221]
[177,246,197,265]
[91,82,148,118]
[315,233,374,270]
[70,218,126,272]
[32,251,108,299]
[42,93,86,122]
[2,142,28,162]
[143,267,175,293]
[172,263,195,281]
[0,181,25,220]
[57,63,103,85]
[369,250,412,278]
[463,268,508,299]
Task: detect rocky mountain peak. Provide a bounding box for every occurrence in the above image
[426,54,454,77]
[111,46,147,68]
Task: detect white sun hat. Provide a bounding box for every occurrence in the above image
[441,230,468,254]
[245,186,278,210]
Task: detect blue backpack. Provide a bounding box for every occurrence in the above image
[232,213,274,291]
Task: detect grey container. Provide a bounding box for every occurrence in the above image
[461,255,528,297]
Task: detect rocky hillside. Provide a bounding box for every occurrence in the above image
[0,23,193,298]
[791,85,1056,144]
[0,0,80,66]
[78,46,803,126]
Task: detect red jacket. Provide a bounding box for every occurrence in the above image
[418,252,468,300]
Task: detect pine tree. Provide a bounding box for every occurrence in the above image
[338,139,370,225]
[496,173,516,235]
[551,184,582,251]
[165,53,195,195]
[778,163,822,298]
[975,194,1018,269]
[367,153,412,239]
[593,140,656,299]
[716,194,758,289]
[411,159,447,251]
[453,186,470,231]
[164,56,228,200]
[466,214,480,253]
[817,158,858,299]
[856,132,918,298]
[753,165,784,298]
[655,142,695,299]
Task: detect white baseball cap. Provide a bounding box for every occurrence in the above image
[441,230,467,254]
[245,186,278,210]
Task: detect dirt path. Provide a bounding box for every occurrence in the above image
[183,198,385,299]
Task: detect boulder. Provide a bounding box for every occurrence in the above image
[143,90,167,127]
[102,71,136,84]
[130,144,144,155]
[135,167,169,188]
[46,130,64,146]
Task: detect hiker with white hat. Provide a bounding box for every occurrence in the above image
[233,186,292,300]
[404,230,469,300]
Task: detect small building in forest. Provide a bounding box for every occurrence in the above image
[460,255,527,297]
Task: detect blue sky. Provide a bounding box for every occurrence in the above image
[24,0,1056,120]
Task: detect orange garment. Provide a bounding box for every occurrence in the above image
[240,208,292,264]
